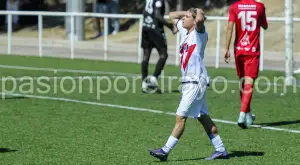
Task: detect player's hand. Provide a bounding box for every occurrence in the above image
[172,25,178,34]
[224,49,231,63]
[196,8,205,15]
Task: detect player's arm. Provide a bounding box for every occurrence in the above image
[169,11,186,34]
[195,8,206,33]
[154,1,173,30]
[225,21,234,51]
[225,5,236,52]
[261,6,268,30]
[224,5,235,63]
[168,11,186,25]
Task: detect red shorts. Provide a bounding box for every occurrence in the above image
[235,54,260,79]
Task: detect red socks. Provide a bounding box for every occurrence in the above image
[240,84,253,113]
[239,83,244,100]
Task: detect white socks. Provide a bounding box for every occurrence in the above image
[162,136,179,154]
[240,112,246,118]
[161,135,224,154]
[211,135,225,152]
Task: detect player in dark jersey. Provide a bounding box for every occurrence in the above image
[141,0,175,93]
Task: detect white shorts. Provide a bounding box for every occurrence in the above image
[176,76,208,118]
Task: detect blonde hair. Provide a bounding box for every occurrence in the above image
[188,8,198,19]
[188,8,207,22]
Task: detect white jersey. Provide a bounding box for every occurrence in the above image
[176,19,209,83]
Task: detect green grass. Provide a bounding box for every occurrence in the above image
[0,54,300,165]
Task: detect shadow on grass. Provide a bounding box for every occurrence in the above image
[155,150,264,162]
[0,148,18,153]
[257,120,300,127]
[0,96,27,100]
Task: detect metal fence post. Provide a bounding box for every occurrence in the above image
[215,20,221,68]
[7,14,12,55]
[259,28,264,71]
[104,17,108,61]
[285,0,294,85]
[70,15,75,59]
[38,15,43,57]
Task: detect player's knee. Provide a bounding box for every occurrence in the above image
[175,116,186,130]
[211,126,218,134]
[142,52,151,62]
[244,76,254,84]
[158,48,168,59]
[142,55,150,62]
[159,52,168,59]
[199,115,217,133]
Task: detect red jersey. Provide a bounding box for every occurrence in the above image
[228,0,268,56]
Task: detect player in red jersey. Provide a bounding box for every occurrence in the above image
[224,0,268,129]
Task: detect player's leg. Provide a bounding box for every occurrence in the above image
[109,0,119,34]
[240,79,252,115]
[235,55,249,128]
[240,78,251,111]
[239,79,251,113]
[148,114,187,161]
[198,115,229,160]
[241,55,259,126]
[235,54,244,101]
[240,76,254,118]
[163,115,187,152]
[141,30,153,92]
[141,47,152,81]
[153,32,168,78]
[240,78,244,100]
[150,31,169,88]
[92,3,107,38]
[148,83,197,161]
[196,92,229,160]
[153,47,168,79]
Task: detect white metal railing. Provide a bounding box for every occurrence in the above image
[0,10,299,70]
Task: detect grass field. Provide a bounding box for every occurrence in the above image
[0,54,300,165]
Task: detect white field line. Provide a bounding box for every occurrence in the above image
[0,64,297,87]
[0,64,138,76]
[0,76,115,81]
[1,92,300,134]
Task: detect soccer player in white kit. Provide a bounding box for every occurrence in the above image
[148,8,229,161]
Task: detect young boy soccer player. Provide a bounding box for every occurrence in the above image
[148,8,229,161]
[224,0,268,128]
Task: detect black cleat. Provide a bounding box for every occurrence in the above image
[148,148,168,161]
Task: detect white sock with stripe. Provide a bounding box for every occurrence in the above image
[162,136,179,154]
[211,135,225,152]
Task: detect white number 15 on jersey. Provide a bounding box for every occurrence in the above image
[238,11,257,31]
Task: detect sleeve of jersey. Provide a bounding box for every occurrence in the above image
[228,5,235,22]
[261,6,268,27]
[176,19,187,35]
